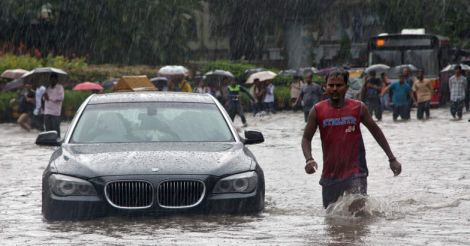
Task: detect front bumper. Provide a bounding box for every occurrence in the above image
[42,174,264,220]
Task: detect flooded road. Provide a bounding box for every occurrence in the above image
[1,108,470,245]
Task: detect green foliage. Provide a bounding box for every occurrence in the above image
[274,86,291,110]
[337,31,352,62]
[43,55,87,70]
[0,92,17,122]
[62,90,93,119]
[0,54,87,74]
[0,54,42,72]
[68,65,157,83]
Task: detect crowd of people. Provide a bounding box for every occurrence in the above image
[360,66,468,121]
[13,65,469,134]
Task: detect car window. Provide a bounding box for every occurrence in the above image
[70,102,234,143]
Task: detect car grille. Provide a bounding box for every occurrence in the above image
[157,180,205,208]
[105,181,154,209]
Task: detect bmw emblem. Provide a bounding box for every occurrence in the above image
[151,168,160,172]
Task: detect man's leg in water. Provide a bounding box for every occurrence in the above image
[346,177,368,214]
[322,177,367,210]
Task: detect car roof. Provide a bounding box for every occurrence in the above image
[87,92,215,104]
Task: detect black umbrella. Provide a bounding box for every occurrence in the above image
[21,67,68,85]
[150,76,169,90]
[204,70,234,79]
[204,70,234,86]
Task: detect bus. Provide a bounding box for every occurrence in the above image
[368,32,450,105]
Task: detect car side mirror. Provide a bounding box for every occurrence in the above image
[35,131,61,146]
[243,130,264,145]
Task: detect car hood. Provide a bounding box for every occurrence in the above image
[53,142,254,178]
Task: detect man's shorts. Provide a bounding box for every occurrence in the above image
[321,176,367,208]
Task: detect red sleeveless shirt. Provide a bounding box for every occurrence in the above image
[314,99,368,186]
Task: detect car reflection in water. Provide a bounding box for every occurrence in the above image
[36,92,265,220]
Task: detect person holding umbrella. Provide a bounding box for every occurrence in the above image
[43,73,64,138]
[226,77,254,127]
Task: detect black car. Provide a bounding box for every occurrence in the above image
[36,92,265,220]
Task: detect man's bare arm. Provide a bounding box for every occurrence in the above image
[301,107,318,160]
[301,107,319,174]
[360,103,401,176]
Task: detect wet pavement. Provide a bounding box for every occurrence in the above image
[1,108,470,245]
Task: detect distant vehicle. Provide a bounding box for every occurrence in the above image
[37,92,265,220]
[368,31,450,105]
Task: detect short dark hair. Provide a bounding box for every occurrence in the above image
[50,73,58,80]
[369,70,376,76]
[326,68,349,85]
[455,65,462,71]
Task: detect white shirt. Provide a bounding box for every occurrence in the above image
[44,84,64,116]
[34,86,46,115]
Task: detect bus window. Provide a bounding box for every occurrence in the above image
[404,49,439,76]
[370,50,401,67]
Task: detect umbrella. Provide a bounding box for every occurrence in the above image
[157,65,190,79]
[298,67,319,76]
[73,82,103,91]
[150,76,169,90]
[204,70,234,86]
[246,71,277,84]
[204,70,234,79]
[440,64,470,72]
[2,78,24,91]
[388,64,418,78]
[364,64,390,75]
[1,69,29,79]
[21,67,68,84]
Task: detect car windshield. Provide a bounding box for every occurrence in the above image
[70,102,234,143]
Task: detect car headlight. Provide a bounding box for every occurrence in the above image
[49,174,97,196]
[213,171,258,194]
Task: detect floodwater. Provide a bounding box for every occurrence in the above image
[1,108,470,245]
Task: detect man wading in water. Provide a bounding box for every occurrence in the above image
[301,68,402,213]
